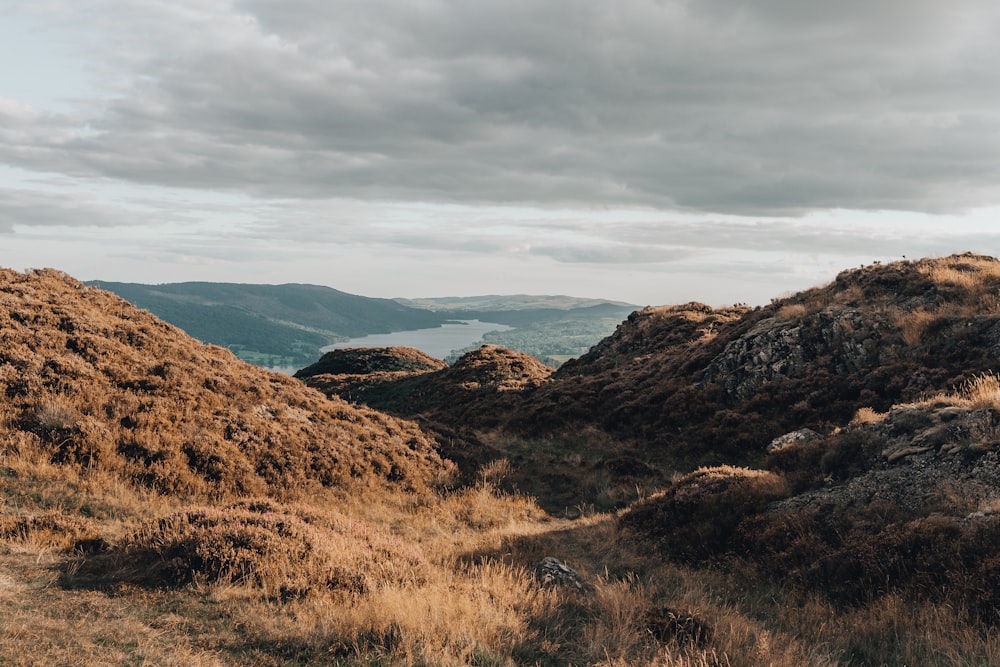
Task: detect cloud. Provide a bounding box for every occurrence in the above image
[0,188,152,232]
[3,1,1000,215]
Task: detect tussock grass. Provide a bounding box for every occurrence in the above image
[775,303,808,320]
[892,306,941,346]
[850,405,888,425]
[960,371,1000,410]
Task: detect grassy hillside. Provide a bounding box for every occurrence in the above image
[89,281,450,366]
[7,259,1000,665]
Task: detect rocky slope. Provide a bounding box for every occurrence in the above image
[0,269,452,499]
[516,253,1000,464]
[621,381,1000,619]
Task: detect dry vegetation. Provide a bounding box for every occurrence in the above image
[6,261,1000,665]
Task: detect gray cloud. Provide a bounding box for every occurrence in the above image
[4,0,1000,215]
[0,188,152,232]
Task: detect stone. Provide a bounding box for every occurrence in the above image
[767,428,821,453]
[531,557,592,592]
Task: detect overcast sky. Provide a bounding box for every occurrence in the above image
[2,1,1000,306]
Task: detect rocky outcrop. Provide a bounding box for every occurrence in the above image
[628,386,1000,618]
[701,308,890,402]
[771,400,1000,516]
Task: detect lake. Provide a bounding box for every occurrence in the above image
[321,319,511,360]
[267,319,511,374]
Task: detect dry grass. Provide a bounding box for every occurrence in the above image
[911,371,1000,412]
[5,455,1000,666]
[850,406,888,425]
[776,303,808,320]
[923,255,1000,290]
[7,262,1000,665]
[892,307,941,346]
[959,371,1000,410]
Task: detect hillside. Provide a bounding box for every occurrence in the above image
[88,281,450,366]
[1,270,451,499]
[9,257,1000,665]
[289,253,1000,652]
[306,254,1000,512]
[395,294,636,311]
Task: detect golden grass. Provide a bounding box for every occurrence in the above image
[7,262,1000,665]
[5,460,1000,666]
[915,371,1000,412]
[850,406,888,425]
[892,307,940,346]
[776,303,808,321]
[923,256,1000,289]
[960,371,1000,410]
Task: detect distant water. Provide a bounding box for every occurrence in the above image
[322,319,511,360]
[266,319,510,375]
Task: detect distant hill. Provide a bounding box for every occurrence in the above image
[87,281,450,366]
[396,294,636,311]
[90,283,638,369]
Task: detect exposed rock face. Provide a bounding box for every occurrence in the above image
[701,308,889,402]
[773,401,1000,516]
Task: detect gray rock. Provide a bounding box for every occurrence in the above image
[767,428,821,453]
[532,557,592,592]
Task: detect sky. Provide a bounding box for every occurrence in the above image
[2,1,1000,306]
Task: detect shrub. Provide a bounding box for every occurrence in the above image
[619,466,790,562]
[78,501,428,598]
[33,398,80,432]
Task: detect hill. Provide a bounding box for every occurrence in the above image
[304,253,1000,630]
[1,269,450,499]
[87,281,450,366]
[395,294,636,311]
[9,256,1000,665]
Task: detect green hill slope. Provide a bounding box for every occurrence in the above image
[87,281,449,366]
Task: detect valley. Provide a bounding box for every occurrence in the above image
[4,254,1000,665]
[91,282,635,370]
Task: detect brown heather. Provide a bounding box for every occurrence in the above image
[7,260,1000,665]
[0,268,451,499]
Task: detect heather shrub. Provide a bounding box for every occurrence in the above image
[0,511,104,552]
[79,501,428,598]
[619,466,790,562]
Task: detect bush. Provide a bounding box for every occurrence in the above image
[76,500,428,598]
[619,466,789,562]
